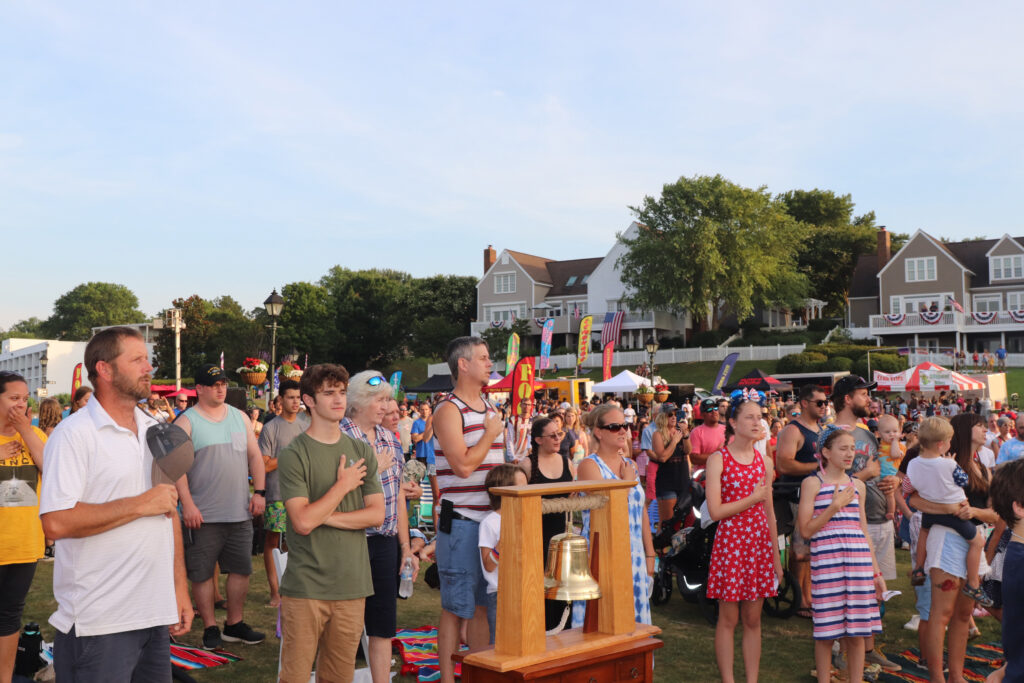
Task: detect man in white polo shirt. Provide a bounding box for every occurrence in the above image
[40,327,191,683]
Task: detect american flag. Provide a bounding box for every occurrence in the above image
[573,303,581,319]
[599,311,625,349]
[946,295,964,313]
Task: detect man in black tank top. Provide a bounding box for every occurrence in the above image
[774,384,826,616]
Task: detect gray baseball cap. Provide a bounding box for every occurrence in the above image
[146,422,195,485]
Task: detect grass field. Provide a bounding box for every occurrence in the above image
[22,538,1002,682]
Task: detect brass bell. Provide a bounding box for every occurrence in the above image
[543,532,601,601]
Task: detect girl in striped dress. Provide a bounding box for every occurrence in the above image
[798,425,884,683]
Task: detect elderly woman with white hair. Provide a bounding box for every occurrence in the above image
[339,370,420,683]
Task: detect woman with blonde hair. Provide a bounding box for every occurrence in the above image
[650,408,691,528]
[562,407,588,463]
[37,398,63,436]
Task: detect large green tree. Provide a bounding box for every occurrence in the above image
[43,282,147,340]
[0,317,46,341]
[618,174,809,329]
[272,281,335,366]
[407,275,477,358]
[481,318,532,361]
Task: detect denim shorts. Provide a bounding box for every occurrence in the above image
[924,525,986,580]
[436,518,490,620]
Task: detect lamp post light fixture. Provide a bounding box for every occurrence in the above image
[644,335,659,380]
[264,289,285,400]
[39,350,48,399]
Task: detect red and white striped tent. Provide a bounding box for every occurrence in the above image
[873,361,985,393]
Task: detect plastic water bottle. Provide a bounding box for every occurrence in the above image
[398,558,414,599]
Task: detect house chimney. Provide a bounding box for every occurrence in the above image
[484,245,496,274]
[877,226,891,271]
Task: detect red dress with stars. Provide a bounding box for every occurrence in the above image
[706,446,777,602]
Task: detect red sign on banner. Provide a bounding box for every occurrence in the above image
[511,357,536,418]
[602,343,614,381]
[71,363,83,397]
[576,315,593,366]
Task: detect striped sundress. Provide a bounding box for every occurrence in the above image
[809,474,882,640]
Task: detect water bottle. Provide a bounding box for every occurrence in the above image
[398,558,414,599]
[15,622,42,676]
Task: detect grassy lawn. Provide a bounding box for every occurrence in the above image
[22,541,1001,682]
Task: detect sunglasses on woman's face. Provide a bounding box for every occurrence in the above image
[598,422,627,432]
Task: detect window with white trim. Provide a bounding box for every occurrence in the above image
[991,255,1024,281]
[905,257,936,282]
[488,304,527,323]
[494,273,516,294]
[972,295,1001,313]
[1008,292,1024,311]
[966,294,999,313]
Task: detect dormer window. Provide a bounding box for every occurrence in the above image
[580,274,590,284]
[566,276,577,286]
[992,254,1024,281]
[905,257,936,282]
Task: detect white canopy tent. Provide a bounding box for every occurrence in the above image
[591,370,652,394]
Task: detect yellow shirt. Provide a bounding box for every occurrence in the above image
[0,427,46,564]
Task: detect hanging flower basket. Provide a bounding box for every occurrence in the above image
[638,392,654,405]
[240,371,267,386]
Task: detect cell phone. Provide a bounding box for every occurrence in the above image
[439,499,454,534]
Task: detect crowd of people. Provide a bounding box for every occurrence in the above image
[0,328,1022,682]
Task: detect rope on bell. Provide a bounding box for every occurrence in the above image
[539,494,608,514]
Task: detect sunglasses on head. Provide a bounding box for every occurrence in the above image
[367,376,386,386]
[598,422,627,432]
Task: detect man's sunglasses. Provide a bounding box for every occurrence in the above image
[598,422,628,432]
[803,399,828,408]
[367,376,386,386]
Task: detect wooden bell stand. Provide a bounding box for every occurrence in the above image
[458,480,661,682]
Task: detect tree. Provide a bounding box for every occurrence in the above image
[272,281,335,366]
[778,189,877,317]
[0,317,46,341]
[320,268,416,370]
[618,175,809,329]
[207,296,260,377]
[481,318,532,361]
[153,295,215,380]
[44,282,147,340]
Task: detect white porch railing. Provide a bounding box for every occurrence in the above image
[426,344,807,376]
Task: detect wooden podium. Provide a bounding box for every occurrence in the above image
[459,480,662,682]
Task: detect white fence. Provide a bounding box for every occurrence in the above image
[426,344,807,377]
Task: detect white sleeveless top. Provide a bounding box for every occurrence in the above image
[433,394,506,522]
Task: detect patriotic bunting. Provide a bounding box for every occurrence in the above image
[919,310,943,324]
[883,313,905,325]
[1010,310,1024,323]
[490,320,506,328]
[971,311,997,324]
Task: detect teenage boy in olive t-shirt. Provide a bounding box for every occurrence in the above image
[278,364,384,683]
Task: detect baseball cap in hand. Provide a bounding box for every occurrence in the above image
[196,364,228,386]
[830,374,876,404]
[146,422,195,485]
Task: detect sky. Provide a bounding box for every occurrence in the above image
[3,2,1024,328]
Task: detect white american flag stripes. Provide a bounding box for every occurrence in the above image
[599,311,625,349]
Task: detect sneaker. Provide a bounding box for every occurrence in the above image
[865,648,901,672]
[903,614,921,631]
[222,620,265,645]
[202,625,222,650]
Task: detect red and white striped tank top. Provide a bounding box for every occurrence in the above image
[434,394,506,522]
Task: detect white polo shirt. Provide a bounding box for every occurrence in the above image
[40,398,177,637]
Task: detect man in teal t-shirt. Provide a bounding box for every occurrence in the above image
[278,364,384,683]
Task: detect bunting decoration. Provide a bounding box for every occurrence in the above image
[490,320,506,328]
[1010,310,1024,323]
[534,317,550,327]
[971,311,997,324]
[919,310,943,324]
[883,313,905,325]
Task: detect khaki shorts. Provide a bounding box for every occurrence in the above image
[867,521,897,581]
[279,596,366,683]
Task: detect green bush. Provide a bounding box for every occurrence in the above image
[658,335,688,349]
[851,353,906,379]
[740,318,765,335]
[690,329,732,348]
[827,356,853,372]
[776,351,828,374]
[806,343,877,362]
[808,317,842,332]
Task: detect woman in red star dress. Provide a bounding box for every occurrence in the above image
[705,394,783,683]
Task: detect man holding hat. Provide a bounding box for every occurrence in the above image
[40,326,192,682]
[175,364,266,650]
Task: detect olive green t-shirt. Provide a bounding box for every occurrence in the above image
[278,431,383,600]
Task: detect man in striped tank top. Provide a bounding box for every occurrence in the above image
[433,337,507,683]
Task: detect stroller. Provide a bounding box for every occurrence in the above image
[650,470,802,625]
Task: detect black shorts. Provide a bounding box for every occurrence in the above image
[184,521,253,582]
[921,513,977,542]
[0,562,36,636]
[363,535,399,638]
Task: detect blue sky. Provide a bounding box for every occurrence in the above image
[3,2,1023,328]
